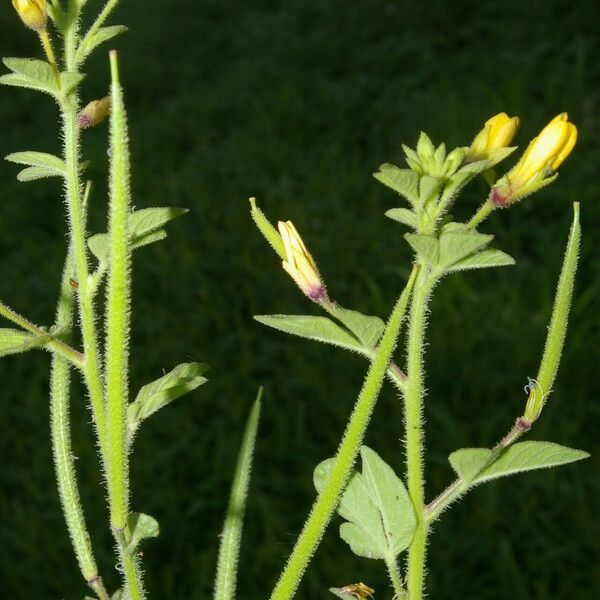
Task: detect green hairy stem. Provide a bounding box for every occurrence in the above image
[270,264,419,600]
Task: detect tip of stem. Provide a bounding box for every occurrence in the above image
[109,50,120,85]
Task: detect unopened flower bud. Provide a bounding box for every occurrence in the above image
[278,220,326,302]
[12,0,47,32]
[523,378,549,423]
[78,96,111,129]
[491,113,577,207]
[466,112,520,166]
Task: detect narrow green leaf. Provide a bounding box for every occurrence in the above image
[88,233,110,263]
[0,328,46,357]
[5,151,66,174]
[448,448,493,481]
[373,164,419,205]
[438,231,493,268]
[128,362,208,435]
[130,207,188,238]
[446,248,515,272]
[77,25,128,63]
[477,441,589,483]
[254,315,363,352]
[132,228,168,250]
[385,207,418,229]
[360,446,416,554]
[125,513,159,552]
[249,197,286,260]
[404,233,439,264]
[416,132,435,158]
[331,307,385,349]
[214,390,262,600]
[2,58,58,96]
[16,166,62,182]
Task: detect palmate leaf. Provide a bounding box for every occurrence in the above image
[314,446,416,560]
[449,441,589,485]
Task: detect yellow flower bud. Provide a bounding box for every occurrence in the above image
[491,113,577,207]
[467,112,520,163]
[78,96,112,129]
[278,221,326,302]
[12,0,47,32]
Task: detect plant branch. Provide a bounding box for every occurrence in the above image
[50,247,109,599]
[269,264,419,600]
[0,299,84,368]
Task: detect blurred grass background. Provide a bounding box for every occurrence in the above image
[0,0,598,598]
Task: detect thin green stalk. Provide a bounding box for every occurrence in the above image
[424,418,529,524]
[270,265,419,600]
[466,200,494,230]
[385,556,406,599]
[404,269,436,600]
[62,5,108,460]
[105,50,144,599]
[0,300,84,368]
[50,249,109,600]
[214,389,263,600]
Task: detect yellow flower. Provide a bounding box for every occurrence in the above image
[467,112,520,164]
[278,220,326,301]
[78,96,111,129]
[12,0,47,31]
[491,113,577,206]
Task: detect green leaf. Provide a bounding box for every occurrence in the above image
[314,459,388,559]
[125,513,159,552]
[111,591,124,600]
[254,315,363,352]
[404,233,439,264]
[360,446,416,554]
[77,25,128,63]
[438,231,493,268]
[5,151,66,174]
[314,448,416,560]
[128,363,208,435]
[15,166,62,182]
[60,71,85,96]
[418,175,442,206]
[385,207,418,229]
[87,207,187,263]
[214,390,262,600]
[129,207,188,238]
[447,248,515,272]
[88,233,110,263]
[0,328,48,357]
[449,448,492,481]
[373,164,419,205]
[1,58,58,96]
[477,441,589,483]
[331,307,385,349]
[416,132,435,159]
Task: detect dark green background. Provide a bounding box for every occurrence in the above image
[0,1,598,598]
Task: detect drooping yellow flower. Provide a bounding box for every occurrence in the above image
[78,96,112,129]
[278,220,326,301]
[491,113,577,206]
[467,112,520,165]
[12,0,47,31]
